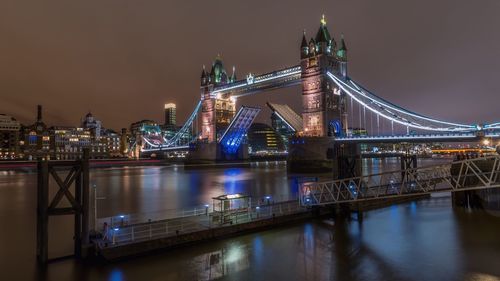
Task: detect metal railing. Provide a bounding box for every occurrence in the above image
[98,199,305,247]
[97,204,214,229]
[300,155,500,206]
[97,192,301,229]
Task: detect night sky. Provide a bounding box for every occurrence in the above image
[1,0,499,130]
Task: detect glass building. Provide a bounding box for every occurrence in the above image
[247,123,286,155]
[267,102,303,147]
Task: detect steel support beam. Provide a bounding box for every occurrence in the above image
[36,149,90,264]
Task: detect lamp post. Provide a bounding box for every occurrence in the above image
[482,138,491,147]
[112,228,119,245]
[93,184,106,232]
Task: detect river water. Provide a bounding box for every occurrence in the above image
[1,158,500,281]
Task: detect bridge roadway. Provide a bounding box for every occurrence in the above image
[335,132,500,144]
[299,155,500,206]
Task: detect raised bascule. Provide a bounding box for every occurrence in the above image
[138,16,500,170]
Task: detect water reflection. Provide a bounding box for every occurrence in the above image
[186,241,252,280]
[108,269,124,281]
[91,163,307,218]
[2,159,500,281]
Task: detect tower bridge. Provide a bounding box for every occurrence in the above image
[137,15,500,167]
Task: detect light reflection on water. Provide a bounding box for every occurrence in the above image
[1,158,500,281]
[91,162,306,218]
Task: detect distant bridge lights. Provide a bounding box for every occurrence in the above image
[246,73,254,84]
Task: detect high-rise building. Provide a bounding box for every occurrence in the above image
[0,114,21,160]
[247,123,286,155]
[164,103,176,127]
[267,102,303,147]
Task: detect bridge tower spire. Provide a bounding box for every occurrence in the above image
[301,30,308,58]
[300,15,349,137]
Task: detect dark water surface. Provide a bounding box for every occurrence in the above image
[1,158,499,281]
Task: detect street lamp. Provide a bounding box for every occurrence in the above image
[93,184,106,231]
[483,139,491,146]
[112,228,119,245]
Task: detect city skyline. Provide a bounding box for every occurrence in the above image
[2,0,500,130]
[1,2,500,279]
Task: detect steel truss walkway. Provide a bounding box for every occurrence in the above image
[300,155,500,206]
[211,66,301,98]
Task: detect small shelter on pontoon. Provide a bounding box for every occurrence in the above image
[211,193,251,224]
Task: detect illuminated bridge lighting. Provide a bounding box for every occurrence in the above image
[219,106,260,154]
[211,66,301,97]
[139,65,499,154]
[327,72,477,132]
[336,133,478,142]
[347,79,475,129]
[141,101,201,152]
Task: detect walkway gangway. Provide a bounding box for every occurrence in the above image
[300,155,500,206]
[97,199,305,246]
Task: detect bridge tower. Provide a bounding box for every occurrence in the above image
[191,56,250,162]
[289,15,351,173]
[300,15,348,137]
[200,56,237,142]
